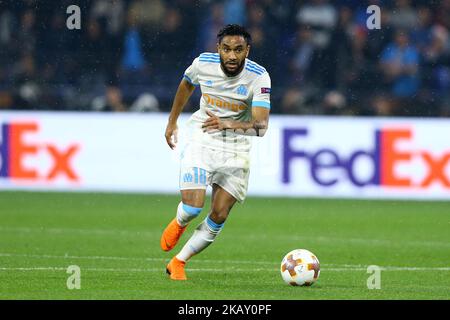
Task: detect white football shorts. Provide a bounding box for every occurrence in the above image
[179,142,251,203]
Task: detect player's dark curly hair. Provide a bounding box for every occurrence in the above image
[217,24,252,45]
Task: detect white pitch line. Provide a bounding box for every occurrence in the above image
[1,226,449,248]
[0,252,404,268]
[0,266,275,272]
[0,266,449,272]
[0,252,274,266]
[0,253,449,272]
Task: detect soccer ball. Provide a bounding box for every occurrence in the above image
[280,249,320,286]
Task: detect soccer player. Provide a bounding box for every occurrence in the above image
[161,24,271,280]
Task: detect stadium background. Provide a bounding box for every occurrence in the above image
[1,0,449,116]
[0,0,449,300]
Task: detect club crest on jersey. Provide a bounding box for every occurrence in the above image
[183,173,193,183]
[203,80,213,87]
[236,85,248,96]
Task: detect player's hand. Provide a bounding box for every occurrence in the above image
[202,110,230,133]
[165,122,178,149]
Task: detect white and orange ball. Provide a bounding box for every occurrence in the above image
[280,249,320,286]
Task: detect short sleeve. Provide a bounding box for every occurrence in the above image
[251,72,271,109]
[183,57,200,86]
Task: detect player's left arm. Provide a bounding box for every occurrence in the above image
[203,108,269,137]
[202,72,271,137]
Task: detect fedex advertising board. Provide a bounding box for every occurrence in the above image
[0,112,180,193]
[249,117,450,199]
[0,111,449,200]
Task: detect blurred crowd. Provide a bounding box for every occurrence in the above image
[0,0,449,117]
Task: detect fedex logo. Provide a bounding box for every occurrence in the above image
[0,122,80,182]
[283,128,450,188]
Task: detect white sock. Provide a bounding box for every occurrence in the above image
[176,202,202,227]
[176,216,224,262]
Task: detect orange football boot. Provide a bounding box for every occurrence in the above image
[160,218,187,251]
[166,256,187,280]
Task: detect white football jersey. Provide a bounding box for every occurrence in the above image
[183,52,271,153]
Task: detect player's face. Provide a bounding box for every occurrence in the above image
[217,35,250,77]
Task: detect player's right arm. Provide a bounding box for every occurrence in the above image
[165,79,196,149]
[165,57,200,149]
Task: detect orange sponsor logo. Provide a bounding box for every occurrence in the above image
[203,94,247,112]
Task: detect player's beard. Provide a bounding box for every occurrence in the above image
[220,58,245,77]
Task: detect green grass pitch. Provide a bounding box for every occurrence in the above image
[0,191,449,300]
